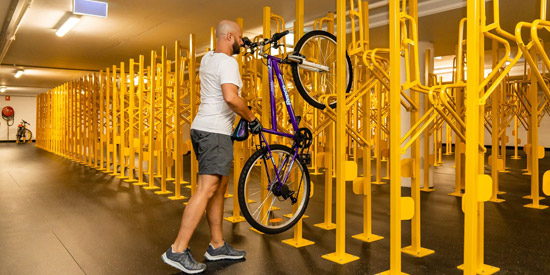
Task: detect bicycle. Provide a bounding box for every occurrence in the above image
[16,120,32,143]
[237,30,352,234]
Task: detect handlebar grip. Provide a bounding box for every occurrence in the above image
[272,30,290,42]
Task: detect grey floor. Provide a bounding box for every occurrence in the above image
[1,142,550,275]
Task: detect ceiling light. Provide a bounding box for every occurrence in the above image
[0,87,6,93]
[14,70,24,78]
[56,16,81,37]
[435,56,443,60]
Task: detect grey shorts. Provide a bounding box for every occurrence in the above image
[190,129,233,176]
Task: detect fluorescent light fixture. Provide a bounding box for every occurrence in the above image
[0,87,6,93]
[56,16,81,37]
[435,56,443,60]
[74,0,108,18]
[14,70,24,78]
[505,61,511,66]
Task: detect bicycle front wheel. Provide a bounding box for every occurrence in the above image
[291,30,353,110]
[24,129,32,142]
[238,144,310,234]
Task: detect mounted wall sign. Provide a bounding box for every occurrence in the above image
[73,0,108,18]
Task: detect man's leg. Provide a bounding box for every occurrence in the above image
[206,175,229,248]
[172,174,221,252]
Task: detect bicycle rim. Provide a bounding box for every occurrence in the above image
[292,31,352,109]
[238,145,310,234]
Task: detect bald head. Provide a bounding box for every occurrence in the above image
[214,20,243,55]
[216,20,241,39]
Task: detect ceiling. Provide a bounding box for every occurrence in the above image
[0,0,548,97]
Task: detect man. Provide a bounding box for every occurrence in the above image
[161,20,262,274]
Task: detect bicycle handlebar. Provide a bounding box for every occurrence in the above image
[242,30,290,53]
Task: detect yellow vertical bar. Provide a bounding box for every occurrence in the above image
[282,0,314,248]
[105,69,112,173]
[489,40,504,203]
[92,74,98,166]
[422,49,435,192]
[169,41,186,200]
[225,17,246,223]
[110,65,120,175]
[156,46,172,195]
[403,0,434,259]
[382,0,404,273]
[315,11,337,231]
[126,59,138,183]
[118,62,129,179]
[210,26,216,51]
[98,71,106,170]
[511,112,521,159]
[374,82,384,185]
[136,55,148,186]
[321,0,359,265]
[352,0,383,244]
[144,51,160,191]
[524,47,548,209]
[464,0,480,274]
[189,34,198,195]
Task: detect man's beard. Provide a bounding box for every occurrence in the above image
[232,39,240,55]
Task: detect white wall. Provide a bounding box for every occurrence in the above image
[0,96,37,141]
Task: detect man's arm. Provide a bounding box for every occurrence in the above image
[221,83,256,122]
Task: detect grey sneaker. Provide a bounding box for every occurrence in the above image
[162,246,206,274]
[204,242,246,261]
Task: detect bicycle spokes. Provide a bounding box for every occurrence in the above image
[239,145,310,233]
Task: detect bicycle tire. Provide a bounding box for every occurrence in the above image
[24,129,32,142]
[238,144,310,234]
[291,30,353,110]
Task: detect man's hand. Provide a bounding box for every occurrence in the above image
[249,118,263,134]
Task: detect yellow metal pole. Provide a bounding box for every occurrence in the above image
[168,41,186,201]
[315,11,337,231]
[105,69,113,173]
[189,34,198,196]
[98,71,107,171]
[110,65,120,176]
[322,0,359,264]
[144,51,160,191]
[156,46,172,196]
[136,55,148,186]
[282,0,314,248]
[463,0,481,273]
[352,0,383,244]
[422,49,435,192]
[524,46,548,209]
[125,59,138,183]
[118,62,130,180]
[225,17,246,222]
[378,0,405,273]
[511,112,521,159]
[489,40,505,203]
[373,82,385,185]
[402,0,434,258]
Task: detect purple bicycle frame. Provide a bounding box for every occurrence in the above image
[263,55,300,136]
[257,55,302,189]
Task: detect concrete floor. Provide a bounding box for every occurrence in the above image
[1,142,550,275]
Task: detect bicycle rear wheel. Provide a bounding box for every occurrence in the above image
[238,144,310,234]
[291,30,353,110]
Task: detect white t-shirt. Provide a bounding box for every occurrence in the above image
[191,51,242,135]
